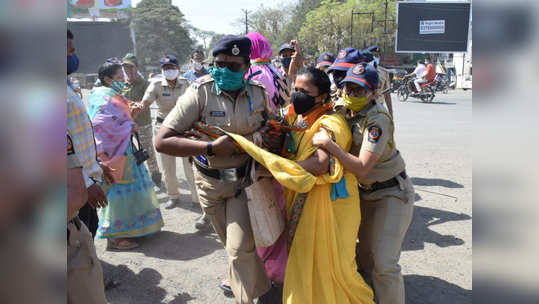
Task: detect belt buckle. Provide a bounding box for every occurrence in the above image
[359,183,372,191]
[222,168,238,182]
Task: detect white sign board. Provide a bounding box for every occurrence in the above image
[419,20,445,35]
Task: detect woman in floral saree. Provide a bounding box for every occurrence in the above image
[89,61,163,250]
[225,67,374,304]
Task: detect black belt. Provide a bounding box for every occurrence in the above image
[361,171,407,193]
[156,117,165,124]
[194,160,248,181]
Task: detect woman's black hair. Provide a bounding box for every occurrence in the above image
[98,61,122,86]
[298,66,331,99]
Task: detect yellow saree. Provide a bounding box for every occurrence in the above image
[226,112,374,304]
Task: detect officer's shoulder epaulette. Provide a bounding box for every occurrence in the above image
[148,77,163,85]
[191,74,214,89]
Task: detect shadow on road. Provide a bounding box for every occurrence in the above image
[132,230,222,261]
[404,100,457,105]
[403,206,471,251]
[157,194,204,215]
[411,177,464,188]
[405,274,471,304]
[101,262,196,304]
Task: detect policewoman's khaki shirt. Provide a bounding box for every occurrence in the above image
[142,76,190,120]
[375,66,390,105]
[336,100,405,186]
[163,74,269,169]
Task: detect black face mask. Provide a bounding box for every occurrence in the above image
[292,91,319,115]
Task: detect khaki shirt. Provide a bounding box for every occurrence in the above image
[142,76,190,120]
[336,100,405,186]
[163,74,269,169]
[375,66,390,105]
[122,75,151,126]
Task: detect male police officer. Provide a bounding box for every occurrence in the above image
[121,53,162,186]
[67,132,107,304]
[315,52,335,72]
[154,35,271,304]
[315,63,415,304]
[365,45,394,118]
[137,55,199,211]
[327,47,364,97]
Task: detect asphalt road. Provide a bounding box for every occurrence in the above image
[83,88,472,304]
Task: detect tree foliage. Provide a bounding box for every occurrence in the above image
[132,0,194,69]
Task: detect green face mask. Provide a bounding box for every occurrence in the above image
[210,67,246,91]
[343,93,370,112]
[111,80,125,93]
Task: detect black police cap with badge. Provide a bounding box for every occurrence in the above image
[212,35,252,58]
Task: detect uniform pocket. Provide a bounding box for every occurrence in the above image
[396,175,415,204]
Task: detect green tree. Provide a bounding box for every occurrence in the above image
[249,4,293,55]
[297,0,397,57]
[132,0,194,69]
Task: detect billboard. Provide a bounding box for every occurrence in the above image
[395,1,471,53]
[67,21,134,74]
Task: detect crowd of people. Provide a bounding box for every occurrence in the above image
[67,28,415,304]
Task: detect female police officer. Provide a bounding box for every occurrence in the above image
[312,62,415,304]
[154,35,271,304]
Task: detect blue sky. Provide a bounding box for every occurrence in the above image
[131,0,297,34]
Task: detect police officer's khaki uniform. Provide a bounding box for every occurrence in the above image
[67,133,107,304]
[375,66,392,113]
[163,75,271,303]
[142,76,199,204]
[337,100,414,304]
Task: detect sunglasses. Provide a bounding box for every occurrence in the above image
[214,61,245,72]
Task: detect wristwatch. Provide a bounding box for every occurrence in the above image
[206,141,214,156]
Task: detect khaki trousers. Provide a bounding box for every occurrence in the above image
[155,122,200,202]
[182,157,199,204]
[67,219,107,304]
[137,123,160,176]
[194,167,271,304]
[357,176,415,304]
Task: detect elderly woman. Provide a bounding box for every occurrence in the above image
[88,61,164,250]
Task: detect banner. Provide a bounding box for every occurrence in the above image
[99,0,131,9]
[71,0,96,10]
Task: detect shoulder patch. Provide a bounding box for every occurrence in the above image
[67,134,74,155]
[337,49,347,59]
[192,74,214,89]
[367,126,382,143]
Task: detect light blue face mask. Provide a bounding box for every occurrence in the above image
[111,80,125,93]
[210,67,246,91]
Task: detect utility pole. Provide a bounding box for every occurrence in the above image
[241,9,251,35]
[384,0,388,33]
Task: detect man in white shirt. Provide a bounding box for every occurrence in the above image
[404,60,426,92]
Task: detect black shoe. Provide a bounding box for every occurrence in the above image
[194,214,211,230]
[163,198,180,209]
[151,172,162,188]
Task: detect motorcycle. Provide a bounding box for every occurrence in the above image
[397,77,436,103]
[434,74,449,94]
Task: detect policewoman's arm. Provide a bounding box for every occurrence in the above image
[313,113,392,181]
[154,85,239,157]
[312,129,379,180]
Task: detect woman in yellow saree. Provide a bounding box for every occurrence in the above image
[226,68,374,304]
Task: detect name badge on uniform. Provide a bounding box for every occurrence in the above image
[162,92,171,97]
[210,111,226,117]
